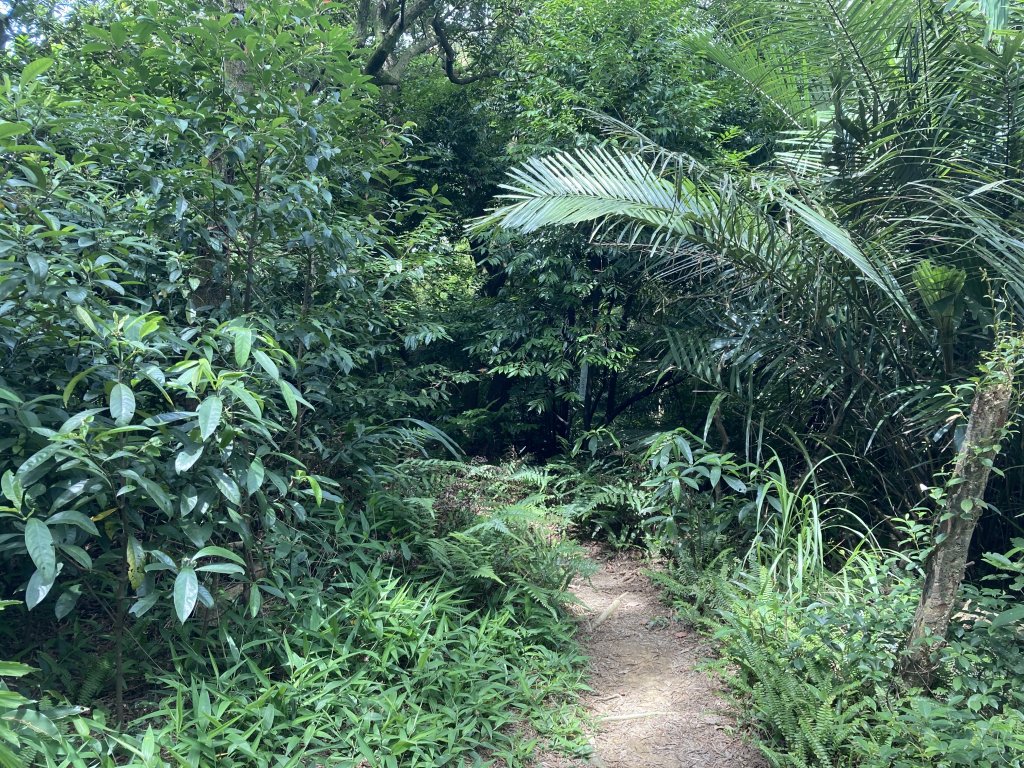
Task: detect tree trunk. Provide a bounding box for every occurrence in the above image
[904,372,1014,683]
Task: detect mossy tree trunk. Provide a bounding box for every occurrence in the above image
[904,357,1016,684]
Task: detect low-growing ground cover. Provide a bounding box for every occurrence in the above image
[3,462,593,767]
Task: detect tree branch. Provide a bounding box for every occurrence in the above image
[605,372,681,423]
[430,15,495,85]
[361,0,437,80]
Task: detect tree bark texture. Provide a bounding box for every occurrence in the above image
[904,375,1014,683]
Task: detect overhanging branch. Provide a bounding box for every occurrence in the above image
[430,16,495,85]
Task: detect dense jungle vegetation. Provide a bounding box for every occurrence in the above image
[2,0,1024,765]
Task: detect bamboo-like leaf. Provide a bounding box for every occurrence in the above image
[473,146,695,238]
[478,147,910,314]
[784,196,910,313]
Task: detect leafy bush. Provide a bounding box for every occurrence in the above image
[693,531,1024,768]
[7,461,590,767]
[628,434,1024,768]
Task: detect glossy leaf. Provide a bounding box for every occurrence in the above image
[197,396,223,441]
[173,567,199,623]
[234,329,253,367]
[209,469,241,506]
[108,382,136,425]
[26,568,56,610]
[175,441,205,474]
[24,519,55,582]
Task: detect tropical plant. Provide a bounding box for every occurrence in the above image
[475,0,1024,519]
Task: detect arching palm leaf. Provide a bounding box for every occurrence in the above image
[474,145,912,314]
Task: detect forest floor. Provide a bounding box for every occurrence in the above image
[535,545,766,768]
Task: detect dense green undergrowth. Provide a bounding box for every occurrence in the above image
[562,428,1024,768]
[649,551,1024,767]
[2,461,592,767]
[4,0,1024,766]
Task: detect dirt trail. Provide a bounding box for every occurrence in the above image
[538,547,766,768]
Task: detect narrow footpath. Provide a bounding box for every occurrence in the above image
[540,548,766,768]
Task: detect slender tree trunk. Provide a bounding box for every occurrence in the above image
[224,0,249,94]
[603,369,618,425]
[580,362,594,431]
[904,368,1014,683]
[113,563,126,724]
[713,410,729,452]
[243,156,263,314]
[292,248,315,450]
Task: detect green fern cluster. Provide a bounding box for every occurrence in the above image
[75,655,114,707]
[728,631,869,767]
[375,460,594,617]
[547,461,650,547]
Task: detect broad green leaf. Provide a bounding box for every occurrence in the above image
[59,545,92,571]
[17,443,62,483]
[110,22,128,46]
[197,396,223,441]
[228,384,262,418]
[26,568,55,610]
[989,604,1024,629]
[0,661,35,678]
[196,562,245,575]
[128,593,159,618]
[174,195,188,220]
[120,469,174,516]
[306,474,323,506]
[252,349,280,381]
[127,536,146,589]
[193,545,245,565]
[26,253,48,279]
[62,367,99,406]
[197,583,213,608]
[54,589,80,620]
[209,469,240,506]
[109,382,136,425]
[58,407,104,433]
[248,584,262,618]
[0,387,23,404]
[175,441,204,474]
[46,511,99,536]
[0,122,30,140]
[2,706,59,739]
[723,475,747,493]
[72,305,98,334]
[20,58,54,87]
[25,519,55,582]
[0,691,27,709]
[173,566,199,623]
[1,471,23,508]
[279,379,297,418]
[246,458,265,494]
[141,726,156,763]
[234,329,253,367]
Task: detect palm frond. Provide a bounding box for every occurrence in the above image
[471,145,699,238]
[474,146,912,315]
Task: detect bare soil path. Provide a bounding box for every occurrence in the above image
[538,547,766,768]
